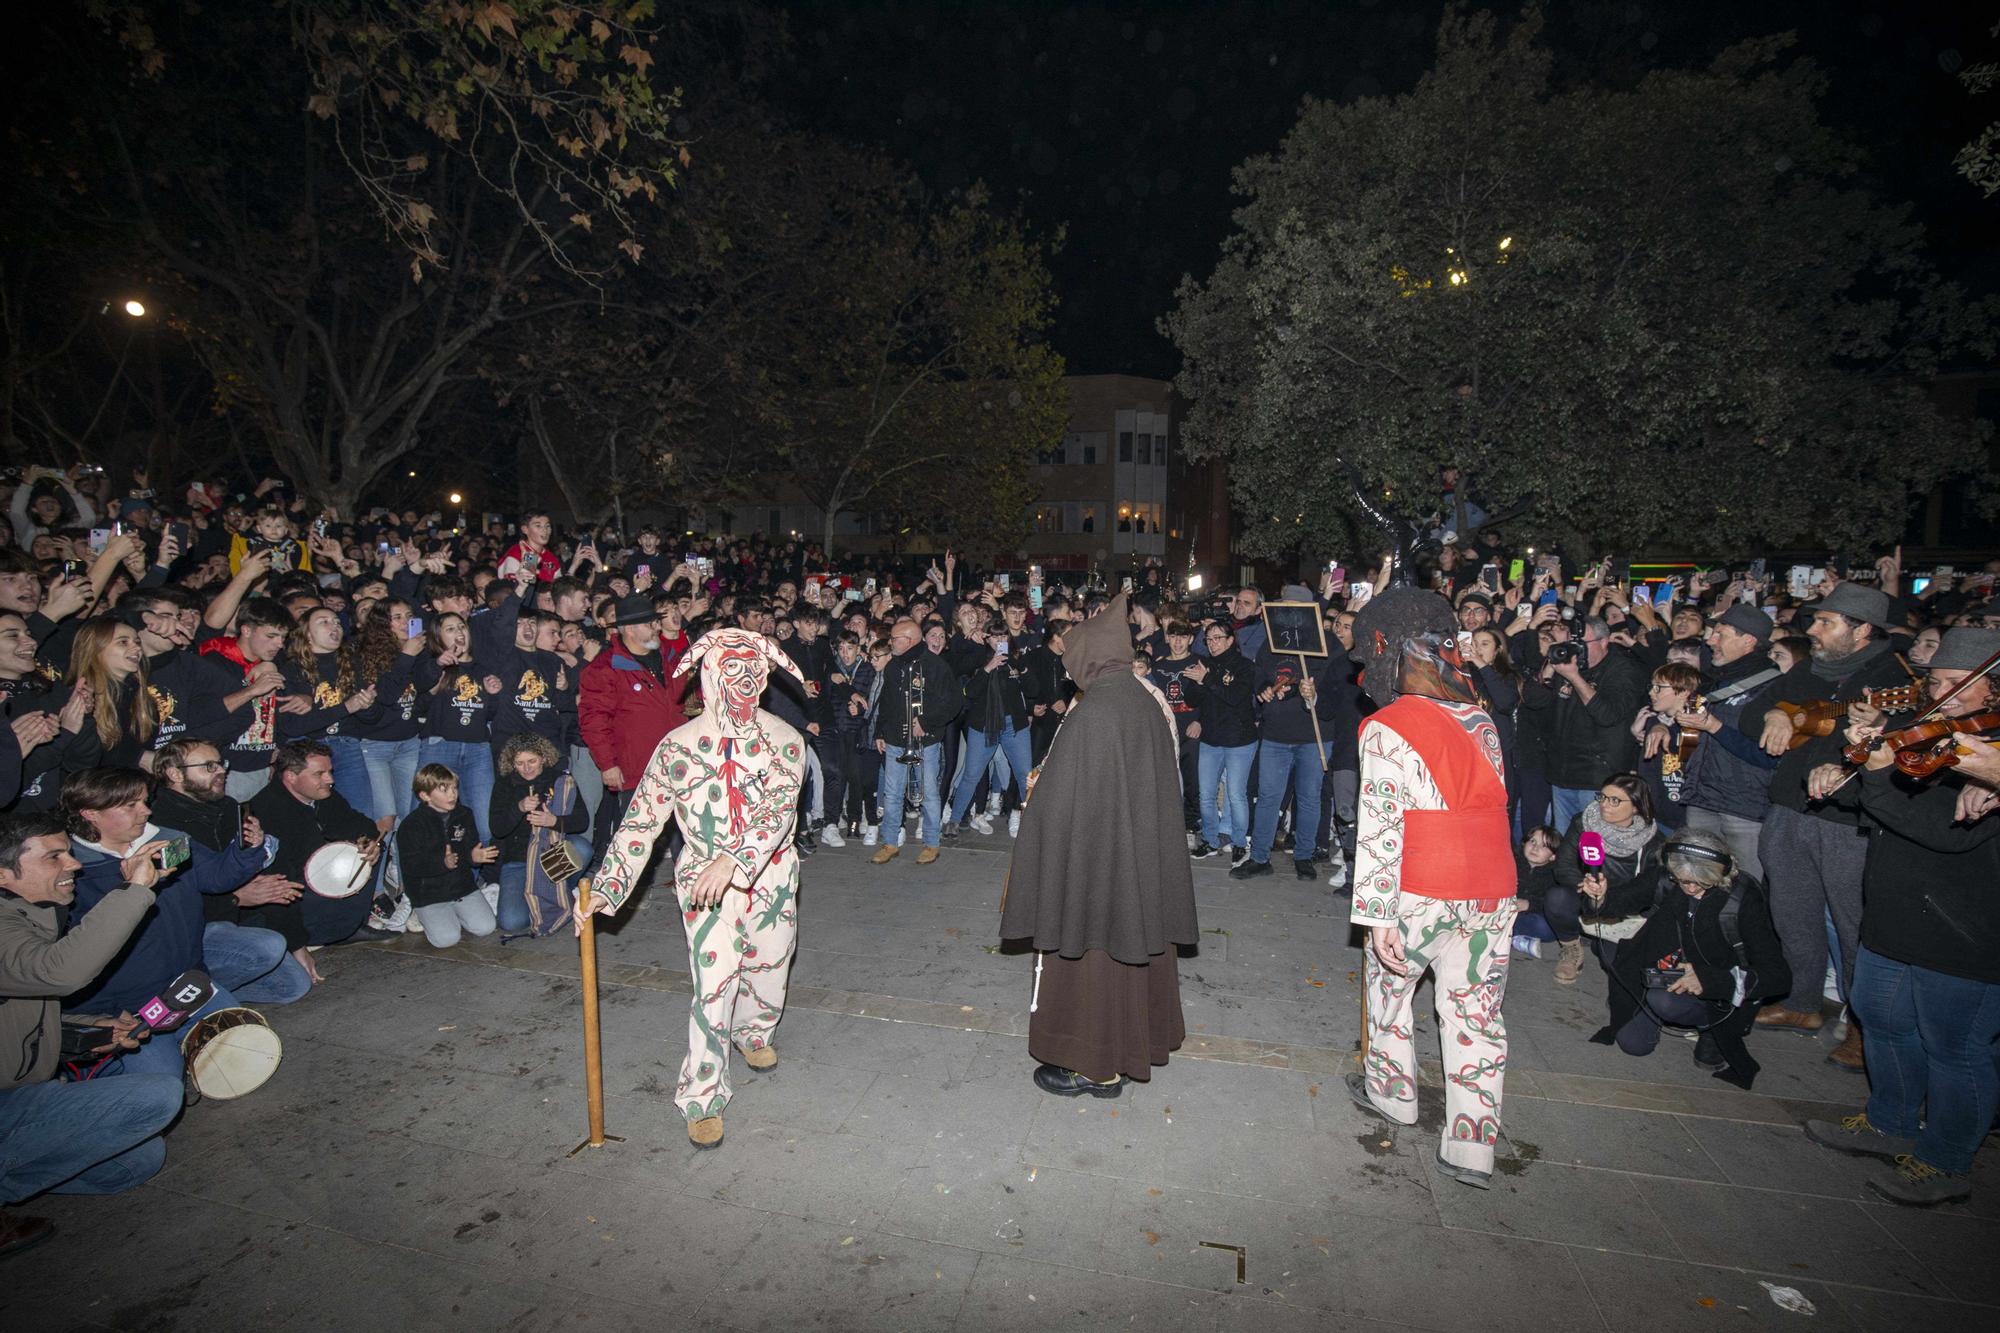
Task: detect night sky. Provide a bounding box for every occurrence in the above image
[775,0,2000,378]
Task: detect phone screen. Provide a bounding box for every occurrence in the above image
[155,835,191,871]
[1910,576,1932,596]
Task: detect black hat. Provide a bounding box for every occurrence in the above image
[1717,604,1773,643]
[608,594,660,628]
[1928,628,2000,672]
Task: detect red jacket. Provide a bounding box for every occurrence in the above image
[578,649,688,788]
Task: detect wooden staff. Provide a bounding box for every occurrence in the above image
[1298,652,1328,772]
[1358,970,1370,1066]
[569,880,622,1155]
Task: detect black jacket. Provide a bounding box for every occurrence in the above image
[1183,646,1255,748]
[242,781,379,949]
[1522,646,1650,789]
[874,645,963,748]
[489,770,587,862]
[1553,816,1669,918]
[1249,652,1345,747]
[960,652,1033,741]
[1600,872,1791,1087]
[1766,642,1914,828]
[397,803,480,908]
[149,786,254,926]
[1846,767,2000,984]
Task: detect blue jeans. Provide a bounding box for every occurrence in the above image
[1197,742,1256,849]
[879,742,943,848]
[421,737,496,844]
[202,921,311,1005]
[0,1074,182,1203]
[568,743,602,846]
[1249,740,1330,863]
[497,837,591,934]
[1552,786,1597,837]
[1851,945,2000,1175]
[949,721,1031,824]
[323,735,372,822]
[357,735,422,823]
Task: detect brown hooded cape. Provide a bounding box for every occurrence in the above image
[999,594,1200,963]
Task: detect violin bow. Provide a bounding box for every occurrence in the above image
[1821,643,2000,798]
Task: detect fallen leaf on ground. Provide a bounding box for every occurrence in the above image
[1147,1188,1164,1196]
[1308,1084,1320,1097]
[1697,1298,1716,1308]
[1309,979,1326,987]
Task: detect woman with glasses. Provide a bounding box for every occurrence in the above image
[1549,772,1667,985]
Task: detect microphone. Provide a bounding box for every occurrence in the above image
[1578,831,1606,869]
[136,969,216,1033]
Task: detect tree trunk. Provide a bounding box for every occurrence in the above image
[822,502,841,561]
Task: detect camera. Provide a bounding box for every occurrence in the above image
[1546,641,1581,666]
[1643,967,1681,990]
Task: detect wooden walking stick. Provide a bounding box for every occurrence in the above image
[1298,652,1328,772]
[569,880,623,1156]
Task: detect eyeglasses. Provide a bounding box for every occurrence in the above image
[175,760,226,773]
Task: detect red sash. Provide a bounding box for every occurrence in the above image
[1378,697,1514,901]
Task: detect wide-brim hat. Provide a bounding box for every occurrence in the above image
[1928,627,2000,672]
[609,594,662,627]
[1814,582,1896,630]
[1717,604,1773,643]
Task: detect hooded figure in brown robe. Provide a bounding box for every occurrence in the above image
[1000,592,1201,1095]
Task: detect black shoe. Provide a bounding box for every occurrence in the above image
[1431,1151,1494,1190]
[1032,1063,1124,1098]
[1345,1071,1392,1123]
[1295,859,1316,880]
[1693,1033,1728,1072]
[1229,858,1273,880]
[1190,841,1219,859]
[0,1211,55,1260]
[332,925,397,945]
[1229,846,1249,868]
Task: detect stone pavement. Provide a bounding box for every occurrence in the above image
[7,831,1997,1332]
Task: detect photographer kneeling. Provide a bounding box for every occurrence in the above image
[0,812,183,1256]
[1591,828,1791,1088]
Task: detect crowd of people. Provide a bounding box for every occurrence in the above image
[2,457,1998,1255]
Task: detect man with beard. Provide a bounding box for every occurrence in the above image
[578,594,689,873]
[150,738,312,1003]
[1662,605,1786,886]
[1000,594,1199,1096]
[1754,583,1916,1068]
[1344,581,1517,1189]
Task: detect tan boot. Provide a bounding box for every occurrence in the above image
[870,844,899,865]
[688,1115,724,1149]
[915,846,940,865]
[742,1045,778,1072]
[1553,938,1586,985]
[1754,1002,1825,1033]
[1827,1023,1865,1073]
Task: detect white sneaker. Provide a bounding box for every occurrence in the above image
[1510,935,1540,959]
[406,914,426,934]
[1008,810,1020,838]
[819,823,846,848]
[479,882,500,912]
[987,793,1004,818]
[862,824,879,846]
[969,813,994,836]
[1326,865,1349,889]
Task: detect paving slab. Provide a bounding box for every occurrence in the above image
[10,836,1996,1331]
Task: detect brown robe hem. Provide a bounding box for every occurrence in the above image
[1026,948,1185,1083]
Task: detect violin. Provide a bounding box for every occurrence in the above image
[1778,683,1924,749]
[1844,711,2000,779]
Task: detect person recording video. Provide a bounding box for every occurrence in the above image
[0,811,185,1252]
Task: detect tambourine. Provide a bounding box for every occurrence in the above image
[180,1007,282,1100]
[304,841,370,898]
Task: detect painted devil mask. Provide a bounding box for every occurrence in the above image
[674,627,807,736]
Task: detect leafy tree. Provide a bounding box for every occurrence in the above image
[1168,8,1996,561]
[9,2,711,511]
[745,166,1068,557]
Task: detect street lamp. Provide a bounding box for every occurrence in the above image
[447,492,462,506]
[122,299,147,318]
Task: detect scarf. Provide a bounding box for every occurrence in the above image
[1808,636,1892,685]
[1581,800,1656,860]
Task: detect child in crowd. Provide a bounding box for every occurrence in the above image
[397,763,499,949]
[1513,824,1561,958]
[488,733,590,936]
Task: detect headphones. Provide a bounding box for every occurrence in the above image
[1663,838,1735,882]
